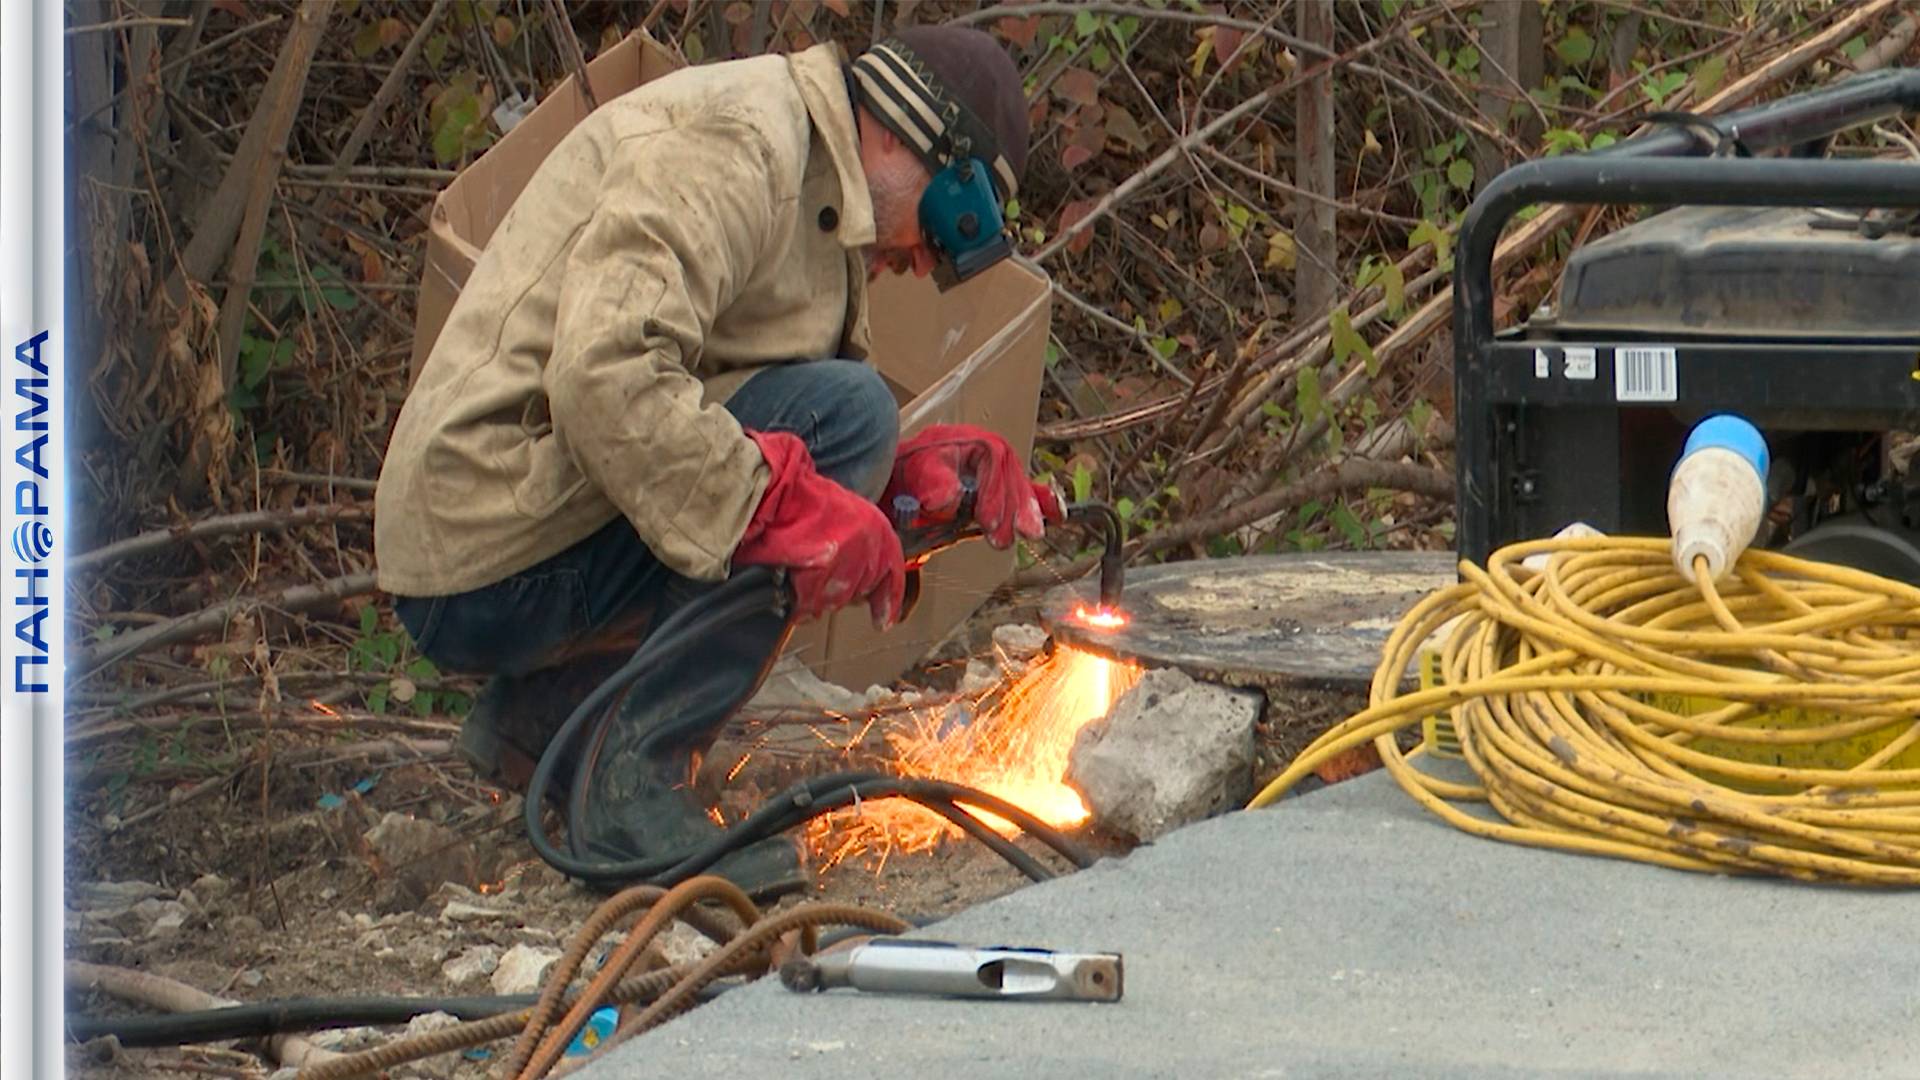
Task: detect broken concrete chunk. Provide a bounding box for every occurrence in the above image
[73,880,168,916]
[992,623,1050,661]
[191,873,231,902]
[745,654,869,714]
[143,900,190,938]
[960,658,1002,695]
[441,899,509,924]
[1066,667,1261,843]
[651,923,715,968]
[442,945,502,987]
[491,943,563,995]
[363,812,478,914]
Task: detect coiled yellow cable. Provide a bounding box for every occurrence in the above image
[1246,534,1920,885]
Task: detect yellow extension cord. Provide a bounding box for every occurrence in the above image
[1246,534,1920,886]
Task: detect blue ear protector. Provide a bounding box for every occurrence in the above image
[918,156,1012,290]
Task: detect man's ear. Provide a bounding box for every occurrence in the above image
[857,107,903,153]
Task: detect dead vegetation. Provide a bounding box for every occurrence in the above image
[58,1,1919,1074]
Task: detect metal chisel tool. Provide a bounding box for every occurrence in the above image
[780,939,1123,1002]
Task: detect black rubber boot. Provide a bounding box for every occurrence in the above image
[567,582,810,901]
[457,648,634,801]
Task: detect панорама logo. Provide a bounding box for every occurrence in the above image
[11,330,52,693]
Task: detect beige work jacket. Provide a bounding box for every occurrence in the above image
[375,44,876,596]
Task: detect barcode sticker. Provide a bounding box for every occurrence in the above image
[1615,347,1677,402]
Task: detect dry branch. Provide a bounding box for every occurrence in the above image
[1136,459,1453,558]
[69,711,458,751]
[70,505,370,574]
[164,1,334,294]
[1028,0,1462,262]
[325,0,453,181]
[71,572,379,680]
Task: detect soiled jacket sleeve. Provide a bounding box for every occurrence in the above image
[545,118,782,582]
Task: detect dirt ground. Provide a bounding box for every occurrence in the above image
[61,605,1372,1079]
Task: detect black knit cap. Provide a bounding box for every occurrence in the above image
[850,26,1030,200]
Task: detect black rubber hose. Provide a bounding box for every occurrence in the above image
[64,985,739,1048]
[518,562,1099,888]
[642,772,1097,886]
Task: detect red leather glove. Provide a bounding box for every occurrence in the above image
[883,424,1064,548]
[734,431,906,628]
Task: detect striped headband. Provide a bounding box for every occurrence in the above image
[850,38,1019,200]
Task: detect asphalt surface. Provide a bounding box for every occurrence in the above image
[581,768,1920,1079]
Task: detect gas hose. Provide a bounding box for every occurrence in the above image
[1249,534,1920,885]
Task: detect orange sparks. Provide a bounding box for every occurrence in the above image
[805,644,1140,868]
[1069,604,1129,631]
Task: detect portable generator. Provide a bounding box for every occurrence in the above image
[1453,68,1920,581]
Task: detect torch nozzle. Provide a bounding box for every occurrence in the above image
[1065,501,1126,612]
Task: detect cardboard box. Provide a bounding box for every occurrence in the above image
[410,30,682,382]
[406,29,1053,691]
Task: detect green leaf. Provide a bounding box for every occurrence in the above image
[1555,26,1594,65]
[1075,9,1099,37]
[1329,307,1355,365]
[1072,463,1093,504]
[1409,399,1434,441]
[1589,132,1618,151]
[1330,308,1378,377]
[433,119,466,164]
[1115,496,1136,521]
[1330,503,1367,547]
[1409,218,1453,271]
[424,32,449,68]
[1693,54,1727,99]
[1296,367,1324,423]
[1446,157,1475,191]
[1226,202,1252,237]
[1260,400,1286,420]
[1842,34,1867,60]
[1543,128,1587,156]
[359,604,378,636]
[1044,341,1060,368]
[405,658,439,681]
[1380,261,1406,317]
[1150,336,1179,360]
[240,336,271,390]
[1089,42,1111,70]
[1453,43,1479,74]
[1642,71,1686,107]
[1114,16,1140,44]
[375,635,399,666]
[368,683,390,714]
[352,21,384,58]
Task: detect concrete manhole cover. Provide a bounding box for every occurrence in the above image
[1041,551,1458,690]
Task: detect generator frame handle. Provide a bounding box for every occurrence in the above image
[1452,69,1920,566]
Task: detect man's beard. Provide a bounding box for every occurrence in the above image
[866,158,923,248]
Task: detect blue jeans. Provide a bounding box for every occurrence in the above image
[393,360,899,677]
